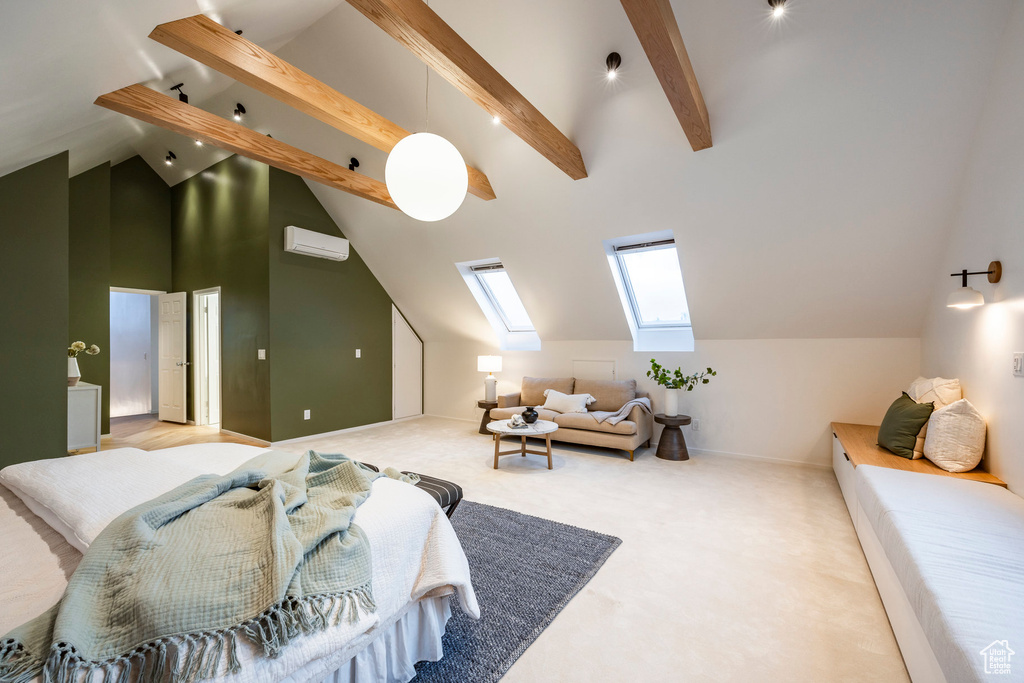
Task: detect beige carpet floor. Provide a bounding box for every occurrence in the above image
[277,416,908,683]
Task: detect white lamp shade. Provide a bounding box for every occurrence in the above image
[478,355,502,373]
[385,133,468,222]
[947,287,985,309]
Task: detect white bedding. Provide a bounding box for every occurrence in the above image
[0,445,478,683]
[855,465,1024,683]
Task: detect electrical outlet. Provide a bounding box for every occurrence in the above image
[1014,352,1024,377]
[355,349,361,358]
[257,349,266,360]
[303,409,311,420]
[691,418,701,431]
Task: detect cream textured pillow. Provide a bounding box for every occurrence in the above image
[923,399,986,473]
[908,376,963,459]
[541,389,595,414]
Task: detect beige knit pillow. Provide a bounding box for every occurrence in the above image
[923,399,986,473]
[907,377,962,459]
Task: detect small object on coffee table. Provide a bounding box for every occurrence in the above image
[521,406,539,424]
[487,419,558,470]
[654,413,692,461]
[477,399,498,435]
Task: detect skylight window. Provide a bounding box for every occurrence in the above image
[604,232,695,352]
[472,265,536,332]
[456,259,541,351]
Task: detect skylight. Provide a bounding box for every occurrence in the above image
[456,259,541,351]
[604,232,695,352]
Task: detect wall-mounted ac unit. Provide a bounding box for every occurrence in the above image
[284,225,349,261]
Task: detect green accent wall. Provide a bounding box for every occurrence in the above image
[69,163,112,434]
[111,156,172,291]
[172,155,272,441]
[268,168,394,441]
[0,153,70,466]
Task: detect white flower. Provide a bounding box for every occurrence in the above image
[71,341,86,351]
[86,344,101,355]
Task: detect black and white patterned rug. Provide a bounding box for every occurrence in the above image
[412,501,621,683]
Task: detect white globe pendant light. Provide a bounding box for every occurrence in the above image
[386,133,469,222]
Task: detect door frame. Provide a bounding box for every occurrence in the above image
[192,287,222,427]
[391,305,424,420]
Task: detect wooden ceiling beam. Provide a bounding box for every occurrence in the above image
[95,84,398,209]
[149,14,495,201]
[620,0,712,151]
[344,0,588,180]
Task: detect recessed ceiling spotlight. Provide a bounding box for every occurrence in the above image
[194,139,203,147]
[769,0,787,19]
[165,151,177,166]
[606,52,622,80]
[233,103,246,121]
[170,83,188,104]
[492,115,501,125]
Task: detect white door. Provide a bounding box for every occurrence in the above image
[158,292,187,423]
[194,290,222,426]
[392,306,423,419]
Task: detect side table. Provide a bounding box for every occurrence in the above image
[654,413,692,461]
[477,400,498,434]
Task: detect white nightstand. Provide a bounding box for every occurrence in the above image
[68,382,102,452]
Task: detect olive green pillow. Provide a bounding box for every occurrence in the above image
[878,392,934,459]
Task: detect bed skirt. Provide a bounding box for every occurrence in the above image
[279,596,452,683]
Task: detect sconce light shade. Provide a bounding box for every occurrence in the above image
[477,355,503,373]
[947,286,985,309]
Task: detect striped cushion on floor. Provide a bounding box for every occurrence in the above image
[358,463,463,518]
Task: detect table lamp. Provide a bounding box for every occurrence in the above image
[478,355,502,402]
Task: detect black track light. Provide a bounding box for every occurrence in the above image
[768,0,787,19]
[606,52,622,80]
[170,83,188,104]
[233,103,246,122]
[165,151,177,166]
[348,158,360,172]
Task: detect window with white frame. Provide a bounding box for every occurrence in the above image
[470,263,536,332]
[604,232,694,352]
[456,259,541,350]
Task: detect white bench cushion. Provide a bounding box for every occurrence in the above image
[855,465,1024,683]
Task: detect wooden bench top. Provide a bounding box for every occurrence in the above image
[831,422,1007,488]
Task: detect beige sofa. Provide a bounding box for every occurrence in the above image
[489,377,653,461]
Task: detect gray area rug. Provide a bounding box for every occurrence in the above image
[412,500,621,682]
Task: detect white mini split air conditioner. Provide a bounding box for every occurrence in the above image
[284,225,349,261]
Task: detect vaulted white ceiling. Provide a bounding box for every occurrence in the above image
[1,0,1014,344]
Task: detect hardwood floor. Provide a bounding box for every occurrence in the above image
[79,414,267,452]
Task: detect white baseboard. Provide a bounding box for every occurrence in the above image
[681,446,830,470]
[270,415,427,446]
[423,413,476,424]
[219,428,271,446]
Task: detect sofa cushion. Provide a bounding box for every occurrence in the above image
[877,393,933,459]
[574,378,636,412]
[553,413,637,435]
[521,377,574,407]
[488,407,559,422]
[541,389,595,414]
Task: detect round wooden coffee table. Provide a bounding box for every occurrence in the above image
[654,413,692,461]
[486,419,558,470]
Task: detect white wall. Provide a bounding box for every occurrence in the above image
[426,338,920,467]
[921,2,1024,494]
[110,291,153,417]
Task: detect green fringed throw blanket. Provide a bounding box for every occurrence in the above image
[0,450,417,683]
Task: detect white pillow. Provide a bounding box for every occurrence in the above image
[0,443,268,552]
[923,399,986,473]
[907,376,963,459]
[541,389,595,414]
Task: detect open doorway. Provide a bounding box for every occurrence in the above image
[192,288,222,427]
[109,288,161,418]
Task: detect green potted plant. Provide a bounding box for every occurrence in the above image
[646,360,716,416]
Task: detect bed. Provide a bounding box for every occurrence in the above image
[0,443,479,683]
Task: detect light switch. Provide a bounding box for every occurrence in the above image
[355,349,361,358]
[303,409,311,420]
[1014,352,1024,377]
[258,349,266,360]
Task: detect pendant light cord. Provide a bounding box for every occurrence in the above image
[424,0,430,132]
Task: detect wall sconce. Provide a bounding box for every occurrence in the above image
[478,355,502,402]
[233,103,246,121]
[165,151,177,166]
[947,261,1001,309]
[606,52,622,80]
[169,83,188,104]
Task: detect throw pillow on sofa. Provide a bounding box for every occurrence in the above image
[521,377,575,406]
[573,379,636,412]
[877,392,934,459]
[924,399,986,473]
[542,389,595,414]
[907,376,962,459]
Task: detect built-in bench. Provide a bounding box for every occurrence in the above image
[831,422,1005,523]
